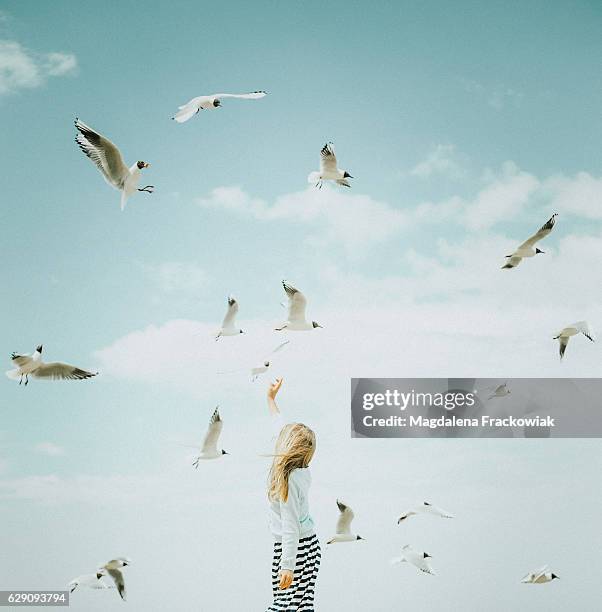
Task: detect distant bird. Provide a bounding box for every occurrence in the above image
[521,565,559,584]
[250,341,290,381]
[326,500,364,544]
[215,296,243,340]
[193,407,228,466]
[74,118,153,211]
[397,501,454,524]
[502,214,557,269]
[6,345,97,386]
[488,383,510,400]
[276,281,322,331]
[68,573,114,594]
[308,142,353,189]
[391,545,435,575]
[98,558,131,601]
[553,321,594,360]
[172,91,267,123]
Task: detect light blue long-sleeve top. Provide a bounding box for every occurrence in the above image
[268,413,315,571]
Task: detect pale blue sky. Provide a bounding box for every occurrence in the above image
[1,1,602,610]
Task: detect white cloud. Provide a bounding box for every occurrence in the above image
[410,144,465,180]
[145,261,208,295]
[0,39,77,96]
[33,442,65,457]
[198,186,407,254]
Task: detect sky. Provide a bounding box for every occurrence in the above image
[1,0,602,609]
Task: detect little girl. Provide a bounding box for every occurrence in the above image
[266,378,321,611]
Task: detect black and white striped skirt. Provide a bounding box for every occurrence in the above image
[268,534,321,611]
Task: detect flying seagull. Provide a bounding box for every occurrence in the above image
[326,500,364,544]
[521,565,559,584]
[502,214,557,269]
[215,296,243,340]
[276,281,322,331]
[554,321,594,360]
[397,501,454,524]
[74,118,153,211]
[172,91,267,123]
[488,382,510,400]
[193,407,228,466]
[6,345,97,386]
[98,558,131,601]
[68,573,114,594]
[250,341,290,381]
[308,142,353,189]
[391,545,435,575]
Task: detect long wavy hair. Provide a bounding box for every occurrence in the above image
[268,423,316,502]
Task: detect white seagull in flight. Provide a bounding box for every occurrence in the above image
[172,91,267,123]
[308,142,353,189]
[74,118,153,211]
[326,500,364,544]
[276,281,322,331]
[193,407,228,466]
[98,558,131,601]
[6,345,97,386]
[553,321,594,360]
[215,296,243,340]
[521,565,559,584]
[397,501,454,524]
[502,214,557,269]
[391,545,435,575]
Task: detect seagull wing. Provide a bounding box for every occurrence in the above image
[222,297,239,328]
[335,178,351,188]
[531,566,550,581]
[518,214,557,249]
[31,363,97,380]
[270,340,290,355]
[574,321,595,342]
[11,353,33,366]
[173,96,206,123]
[397,510,416,523]
[501,256,522,269]
[213,91,267,100]
[424,502,454,518]
[282,281,308,323]
[558,336,569,359]
[107,568,126,600]
[74,119,129,189]
[201,407,223,453]
[335,499,354,534]
[319,143,338,174]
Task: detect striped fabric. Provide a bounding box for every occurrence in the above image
[268,534,321,611]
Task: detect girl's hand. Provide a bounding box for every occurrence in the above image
[279,569,293,590]
[267,378,283,400]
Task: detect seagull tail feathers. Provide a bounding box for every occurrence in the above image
[307,171,320,185]
[5,369,20,380]
[173,107,197,123]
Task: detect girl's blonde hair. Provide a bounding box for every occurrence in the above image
[268,423,316,502]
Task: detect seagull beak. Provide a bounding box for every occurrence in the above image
[144,163,150,168]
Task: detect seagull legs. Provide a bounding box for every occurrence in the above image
[18,374,23,385]
[24,374,29,386]
[192,457,200,469]
[137,185,154,193]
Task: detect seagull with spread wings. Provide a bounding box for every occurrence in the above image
[521,565,559,584]
[276,281,322,331]
[397,501,454,524]
[192,407,228,466]
[172,91,267,123]
[215,296,244,340]
[391,545,435,575]
[6,345,97,386]
[308,142,353,189]
[502,214,557,269]
[98,558,131,601]
[553,321,595,360]
[74,118,153,211]
[326,500,364,544]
